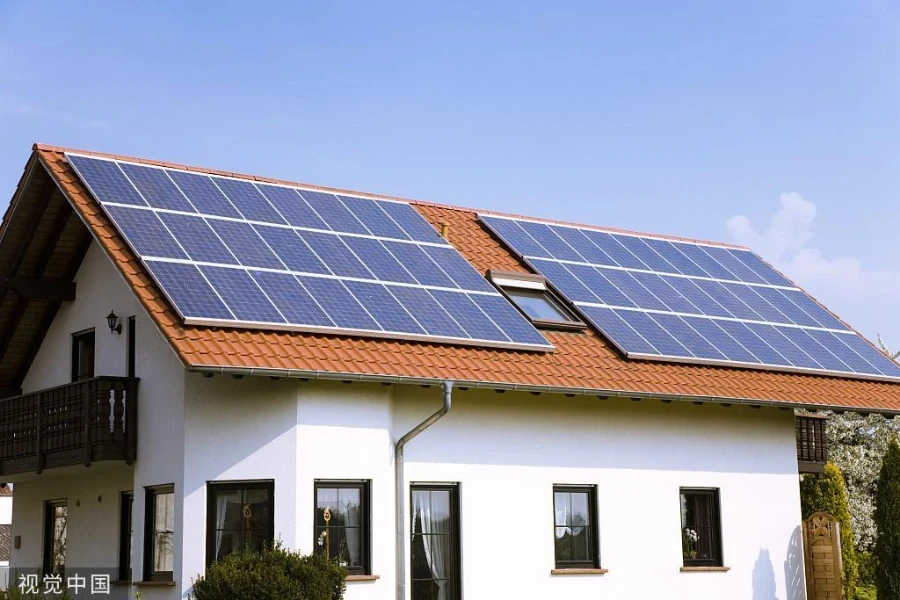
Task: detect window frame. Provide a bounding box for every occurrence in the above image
[552,484,600,570]
[42,499,67,576]
[410,483,462,600]
[144,485,175,582]
[487,270,586,331]
[313,480,371,576]
[679,487,724,568]
[206,480,275,567]
[119,491,134,582]
[126,316,136,378]
[70,328,96,382]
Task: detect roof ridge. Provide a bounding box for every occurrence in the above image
[34,142,747,250]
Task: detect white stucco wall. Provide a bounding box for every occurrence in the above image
[0,494,11,525]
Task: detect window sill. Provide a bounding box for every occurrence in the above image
[346,574,380,582]
[680,566,730,573]
[132,580,177,586]
[551,568,608,575]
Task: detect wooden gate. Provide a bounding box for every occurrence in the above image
[802,512,843,600]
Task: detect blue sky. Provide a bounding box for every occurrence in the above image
[1,2,899,345]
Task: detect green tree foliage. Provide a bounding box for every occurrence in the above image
[800,463,859,598]
[191,544,347,600]
[875,437,900,598]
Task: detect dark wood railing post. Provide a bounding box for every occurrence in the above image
[125,379,137,465]
[83,379,93,467]
[35,390,44,474]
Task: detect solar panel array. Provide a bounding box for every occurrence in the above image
[67,154,552,351]
[480,214,900,381]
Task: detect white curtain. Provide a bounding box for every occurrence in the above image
[345,503,360,566]
[214,493,230,560]
[413,491,451,600]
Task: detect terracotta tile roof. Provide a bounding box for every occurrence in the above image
[29,144,900,413]
[0,484,10,496]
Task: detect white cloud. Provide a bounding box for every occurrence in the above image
[726,193,900,347]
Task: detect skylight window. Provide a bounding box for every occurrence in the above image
[488,270,585,330]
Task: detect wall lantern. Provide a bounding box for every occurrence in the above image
[106,310,122,335]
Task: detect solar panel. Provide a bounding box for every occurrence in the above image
[67,153,551,351]
[481,214,900,381]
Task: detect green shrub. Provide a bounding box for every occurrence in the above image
[191,543,347,600]
[875,437,900,599]
[853,583,877,600]
[800,463,859,597]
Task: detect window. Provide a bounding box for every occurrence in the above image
[487,270,584,330]
[553,485,599,569]
[411,484,460,600]
[144,486,175,581]
[71,329,95,382]
[119,492,133,581]
[680,488,723,567]
[207,481,274,566]
[314,481,370,575]
[126,316,136,378]
[43,500,67,575]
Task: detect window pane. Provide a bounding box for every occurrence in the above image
[553,487,597,568]
[47,504,67,574]
[153,492,175,573]
[411,488,456,599]
[554,492,570,528]
[506,289,572,322]
[570,491,590,528]
[314,483,368,573]
[680,489,721,565]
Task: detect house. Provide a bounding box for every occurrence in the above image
[0,483,10,588]
[0,143,898,600]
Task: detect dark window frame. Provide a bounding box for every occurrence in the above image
[679,487,724,567]
[552,484,600,569]
[42,498,67,575]
[206,480,275,567]
[144,485,175,582]
[487,270,586,331]
[70,329,96,382]
[119,492,134,581]
[313,480,371,576]
[410,483,462,600]
[126,316,136,378]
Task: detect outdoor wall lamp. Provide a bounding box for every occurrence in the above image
[106,310,122,335]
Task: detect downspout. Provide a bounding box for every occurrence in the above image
[395,380,453,600]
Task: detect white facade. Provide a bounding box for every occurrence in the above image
[6,240,808,599]
[1,487,10,588]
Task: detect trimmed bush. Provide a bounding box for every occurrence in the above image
[800,462,859,597]
[191,544,347,600]
[875,437,900,598]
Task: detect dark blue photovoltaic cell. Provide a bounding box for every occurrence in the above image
[299,276,381,331]
[783,291,848,331]
[200,266,285,323]
[68,156,147,207]
[584,231,647,270]
[342,237,416,284]
[693,280,759,320]
[729,250,795,287]
[682,317,760,364]
[481,217,550,258]
[837,335,900,377]
[650,313,727,360]
[298,191,369,235]
[567,265,636,307]
[614,236,679,274]
[166,170,241,218]
[616,310,690,356]
[383,242,456,288]
[377,201,445,244]
[779,327,851,373]
[749,287,817,327]
[805,330,877,374]
[725,283,789,324]
[343,281,425,334]
[601,270,669,311]
[663,277,730,317]
[422,246,494,293]
[144,261,232,320]
[253,226,330,275]
[716,321,791,366]
[579,306,658,354]
[429,290,508,341]
[630,272,697,314]
[299,232,374,279]
[256,185,329,230]
[471,294,549,346]
[747,324,820,369]
[389,286,468,339]
[676,244,734,280]
[104,206,187,260]
[249,271,334,327]
[530,259,599,303]
[517,222,583,262]
[214,178,286,224]
[157,213,238,265]
[338,195,410,240]
[702,246,767,284]
[643,239,708,278]
[551,227,618,266]
[207,220,285,270]
[119,163,195,213]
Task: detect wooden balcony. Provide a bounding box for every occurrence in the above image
[0,377,137,476]
[796,414,828,474]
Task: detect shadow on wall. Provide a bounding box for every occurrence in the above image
[753,547,777,600]
[784,525,806,600]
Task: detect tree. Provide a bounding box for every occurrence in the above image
[874,437,900,598]
[800,463,859,597]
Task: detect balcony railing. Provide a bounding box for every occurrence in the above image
[796,414,828,474]
[0,376,137,476]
